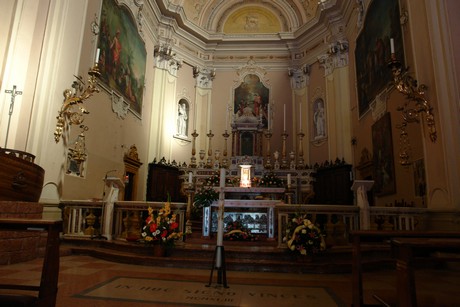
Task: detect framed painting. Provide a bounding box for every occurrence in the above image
[233,74,270,129]
[355,0,404,118]
[372,112,396,196]
[97,0,146,117]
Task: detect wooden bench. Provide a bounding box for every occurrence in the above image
[350,230,460,307]
[0,218,62,307]
[391,237,460,307]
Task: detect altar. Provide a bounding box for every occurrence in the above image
[202,187,285,239]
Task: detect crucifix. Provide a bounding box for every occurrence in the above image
[4,85,23,147]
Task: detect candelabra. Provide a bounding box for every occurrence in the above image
[206,130,214,168]
[221,130,230,168]
[297,131,305,169]
[281,131,289,169]
[264,130,272,169]
[54,63,100,162]
[185,182,195,236]
[388,54,437,144]
[190,130,199,167]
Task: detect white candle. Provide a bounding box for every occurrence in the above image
[283,104,286,131]
[95,48,100,63]
[268,103,271,130]
[287,173,291,186]
[299,103,302,130]
[390,38,395,54]
[188,172,192,184]
[225,104,228,129]
[219,168,226,188]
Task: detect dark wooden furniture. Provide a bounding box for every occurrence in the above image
[313,163,353,204]
[350,230,460,307]
[0,218,62,307]
[146,162,185,202]
[391,237,460,307]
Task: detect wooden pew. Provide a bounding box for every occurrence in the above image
[391,237,460,307]
[350,230,460,307]
[0,218,62,307]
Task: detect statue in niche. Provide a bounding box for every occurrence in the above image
[313,99,326,139]
[177,101,188,136]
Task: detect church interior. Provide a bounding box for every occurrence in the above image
[1,0,460,306]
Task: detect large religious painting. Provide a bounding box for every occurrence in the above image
[234,74,269,129]
[355,0,404,117]
[372,113,396,196]
[97,0,146,117]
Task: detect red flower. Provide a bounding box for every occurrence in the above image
[170,222,178,230]
[161,230,168,238]
[149,223,157,232]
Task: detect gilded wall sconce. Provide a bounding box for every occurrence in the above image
[388,39,437,165]
[54,61,100,164]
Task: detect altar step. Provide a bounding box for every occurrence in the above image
[60,237,394,274]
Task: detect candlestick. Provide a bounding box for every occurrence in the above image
[188,171,192,184]
[287,173,291,186]
[390,38,395,54]
[283,104,286,131]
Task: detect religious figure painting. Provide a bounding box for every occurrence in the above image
[355,0,404,118]
[233,74,269,129]
[372,113,396,196]
[97,0,146,117]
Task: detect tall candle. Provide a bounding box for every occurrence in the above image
[219,168,226,188]
[299,103,302,130]
[283,104,286,131]
[268,103,271,130]
[390,38,395,54]
[287,173,291,186]
[95,48,100,63]
[225,107,228,129]
[188,172,192,184]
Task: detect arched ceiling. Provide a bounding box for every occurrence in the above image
[150,0,352,67]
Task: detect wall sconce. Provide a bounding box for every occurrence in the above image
[54,60,100,163]
[154,44,176,61]
[388,39,437,165]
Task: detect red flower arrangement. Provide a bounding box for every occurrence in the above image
[141,202,183,247]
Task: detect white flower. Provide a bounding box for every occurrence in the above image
[301,229,307,234]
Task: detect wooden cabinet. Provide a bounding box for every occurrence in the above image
[146,162,185,202]
[313,164,354,205]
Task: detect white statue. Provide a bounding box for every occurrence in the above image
[177,102,188,136]
[314,100,325,138]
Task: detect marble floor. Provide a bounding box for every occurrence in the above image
[0,254,458,306]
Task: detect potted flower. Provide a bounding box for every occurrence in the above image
[259,171,283,187]
[193,186,219,209]
[224,220,258,241]
[141,201,183,256]
[283,213,326,257]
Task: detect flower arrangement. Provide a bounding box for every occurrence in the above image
[141,202,183,247]
[258,172,283,187]
[193,186,219,209]
[204,171,220,186]
[224,220,258,241]
[283,214,326,256]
